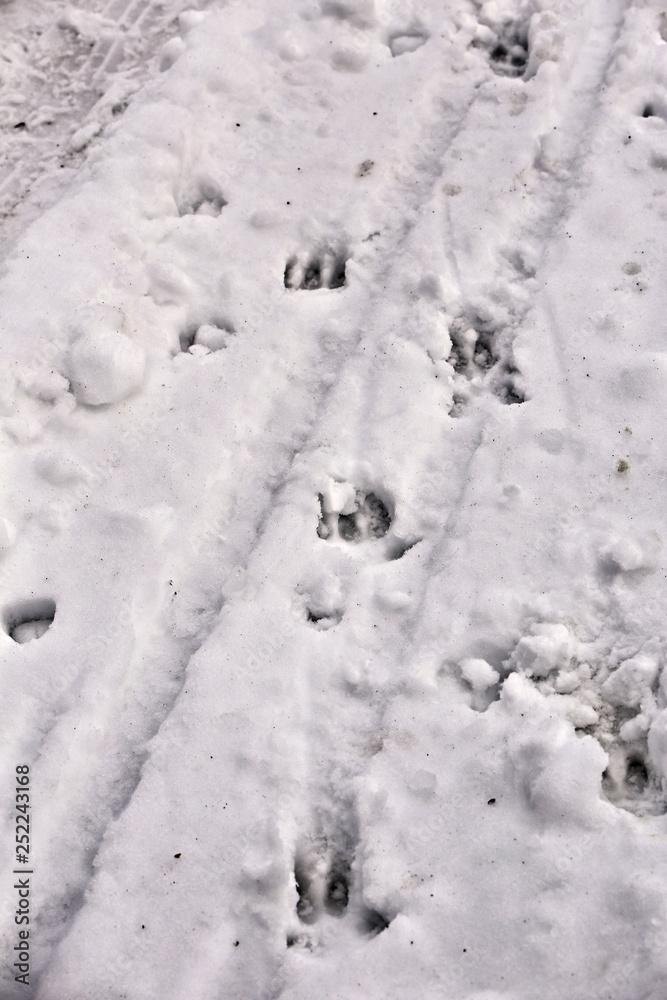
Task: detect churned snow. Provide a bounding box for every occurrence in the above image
[0,0,667,998]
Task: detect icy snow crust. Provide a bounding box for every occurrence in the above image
[1,0,667,997]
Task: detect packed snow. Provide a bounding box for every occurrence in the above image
[1,0,667,997]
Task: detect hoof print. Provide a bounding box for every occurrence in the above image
[4,598,56,644]
[294,844,352,925]
[285,248,348,290]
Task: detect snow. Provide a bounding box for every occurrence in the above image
[66,326,146,406]
[0,0,666,997]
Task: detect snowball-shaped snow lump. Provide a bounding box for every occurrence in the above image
[600,654,659,709]
[600,532,661,573]
[66,330,146,406]
[460,658,500,692]
[509,623,575,679]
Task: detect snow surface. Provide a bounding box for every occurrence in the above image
[1,0,667,997]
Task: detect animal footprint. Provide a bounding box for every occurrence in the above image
[317,486,392,542]
[292,839,391,938]
[284,248,347,290]
[601,748,655,813]
[294,846,350,924]
[178,179,227,217]
[4,598,56,644]
[474,22,529,78]
[447,315,526,410]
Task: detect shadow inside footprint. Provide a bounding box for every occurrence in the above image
[179,179,227,217]
[178,321,234,355]
[325,853,351,916]
[359,906,392,936]
[294,856,319,925]
[388,31,429,57]
[640,100,667,121]
[490,30,528,76]
[318,490,392,542]
[285,249,348,290]
[307,608,343,630]
[473,22,529,78]
[4,598,56,644]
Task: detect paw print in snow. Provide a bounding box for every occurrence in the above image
[447,314,526,412]
[284,248,347,290]
[178,178,227,217]
[317,480,392,542]
[473,21,529,78]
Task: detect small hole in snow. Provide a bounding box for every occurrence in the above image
[4,598,56,644]
[360,907,392,936]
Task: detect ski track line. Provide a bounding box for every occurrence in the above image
[530,0,633,423]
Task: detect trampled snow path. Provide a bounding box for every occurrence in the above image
[1,0,667,998]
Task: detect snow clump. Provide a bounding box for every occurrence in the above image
[65,329,146,406]
[508,622,575,679]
